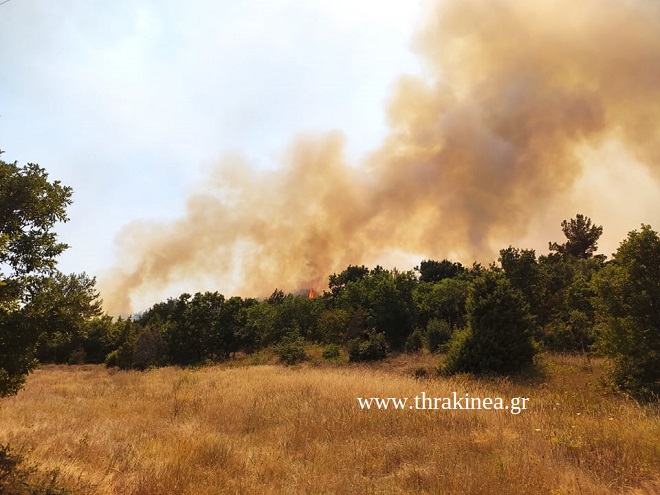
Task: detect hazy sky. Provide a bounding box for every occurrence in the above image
[0,0,424,272]
[2,0,659,314]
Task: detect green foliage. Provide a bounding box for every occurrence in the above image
[414,277,469,330]
[32,273,104,364]
[0,444,71,494]
[275,333,307,365]
[348,330,388,362]
[241,301,277,350]
[542,310,593,353]
[426,318,452,352]
[0,153,103,397]
[442,271,535,375]
[0,159,72,278]
[104,349,119,368]
[415,259,465,283]
[131,327,167,370]
[163,291,245,365]
[549,214,603,259]
[273,294,323,342]
[499,246,541,321]
[337,268,417,349]
[316,309,350,344]
[328,265,369,297]
[404,328,424,353]
[593,224,660,400]
[321,343,341,361]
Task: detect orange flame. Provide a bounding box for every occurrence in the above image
[308,288,317,299]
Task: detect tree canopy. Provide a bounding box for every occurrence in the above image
[593,224,660,400]
[1,152,100,397]
[549,214,603,259]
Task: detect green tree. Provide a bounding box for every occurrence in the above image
[32,272,103,363]
[328,264,369,298]
[414,277,470,330]
[336,268,417,349]
[593,225,660,400]
[415,259,465,283]
[442,270,535,375]
[549,214,603,259]
[0,153,76,397]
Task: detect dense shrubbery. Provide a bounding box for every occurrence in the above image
[441,271,536,375]
[348,331,388,362]
[24,215,659,399]
[275,333,307,365]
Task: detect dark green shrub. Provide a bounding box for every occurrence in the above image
[322,343,341,361]
[104,349,118,368]
[593,225,660,401]
[131,328,166,370]
[426,318,452,352]
[66,348,86,365]
[442,271,535,375]
[404,328,424,353]
[275,334,307,365]
[348,331,388,362]
[104,342,133,370]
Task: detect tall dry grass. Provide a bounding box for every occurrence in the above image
[0,355,657,494]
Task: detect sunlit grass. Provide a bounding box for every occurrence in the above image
[0,355,657,494]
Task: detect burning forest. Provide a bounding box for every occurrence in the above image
[101,0,660,315]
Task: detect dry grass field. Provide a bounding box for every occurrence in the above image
[0,354,658,495]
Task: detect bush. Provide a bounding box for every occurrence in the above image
[404,328,424,353]
[66,348,86,365]
[426,318,452,352]
[322,343,341,361]
[104,349,119,368]
[348,331,388,362]
[131,328,166,370]
[0,444,71,494]
[442,271,535,375]
[593,225,660,401]
[275,334,307,365]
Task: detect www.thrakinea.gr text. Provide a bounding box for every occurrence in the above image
[357,392,529,415]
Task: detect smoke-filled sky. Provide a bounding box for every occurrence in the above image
[2,0,659,315]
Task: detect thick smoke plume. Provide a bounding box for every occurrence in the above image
[102,0,660,315]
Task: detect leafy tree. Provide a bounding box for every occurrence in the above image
[164,291,241,365]
[347,330,388,362]
[241,300,277,349]
[549,214,603,259]
[273,294,323,342]
[414,277,469,330]
[328,264,369,297]
[442,270,535,375]
[131,326,167,369]
[316,308,350,344]
[274,332,307,365]
[81,315,119,364]
[404,328,424,352]
[0,153,78,397]
[426,318,452,352]
[593,224,660,400]
[415,259,465,283]
[337,268,417,349]
[32,272,103,363]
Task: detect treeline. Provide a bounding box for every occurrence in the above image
[36,215,659,400]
